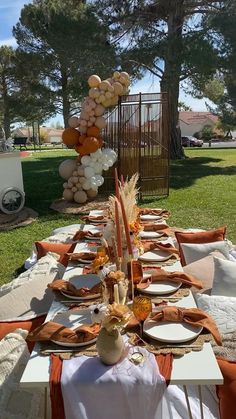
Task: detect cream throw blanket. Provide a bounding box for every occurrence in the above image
[0,329,44,419]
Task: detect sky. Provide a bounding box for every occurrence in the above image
[0,0,208,125]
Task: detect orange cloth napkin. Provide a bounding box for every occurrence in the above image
[81,215,108,223]
[151,306,222,345]
[73,230,102,241]
[48,279,101,297]
[27,321,100,344]
[139,208,171,218]
[141,241,179,256]
[66,251,97,262]
[136,267,203,290]
[141,223,172,236]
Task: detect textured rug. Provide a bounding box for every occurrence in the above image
[50,197,109,214]
[0,207,38,231]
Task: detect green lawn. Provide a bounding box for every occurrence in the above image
[0,148,235,286]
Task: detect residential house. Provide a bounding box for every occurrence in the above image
[179,112,218,137]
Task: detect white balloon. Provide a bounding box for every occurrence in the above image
[81,156,91,166]
[94,163,103,174]
[84,166,95,178]
[90,149,102,160]
[94,175,104,186]
[102,164,109,171]
[90,176,98,186]
[107,159,114,167]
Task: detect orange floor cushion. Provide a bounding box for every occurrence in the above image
[0,315,46,353]
[35,241,76,266]
[217,357,236,419]
[175,227,226,266]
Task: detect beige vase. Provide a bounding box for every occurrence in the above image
[96,327,124,365]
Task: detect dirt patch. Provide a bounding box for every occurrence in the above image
[50,197,110,215]
[0,207,38,231]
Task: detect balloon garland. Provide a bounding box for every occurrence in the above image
[59,71,130,204]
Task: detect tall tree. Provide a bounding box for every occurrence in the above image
[13,0,117,127]
[93,0,225,159]
[0,46,17,138]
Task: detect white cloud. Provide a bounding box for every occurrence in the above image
[0,37,17,47]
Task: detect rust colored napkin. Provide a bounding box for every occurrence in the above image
[73,230,102,241]
[136,267,203,290]
[140,208,171,218]
[141,223,172,236]
[151,306,222,345]
[81,215,108,223]
[66,252,97,262]
[142,241,179,256]
[27,321,100,344]
[48,279,101,297]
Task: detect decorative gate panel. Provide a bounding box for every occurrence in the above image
[101,92,169,198]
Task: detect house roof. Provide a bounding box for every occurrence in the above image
[179,112,218,125]
[13,127,64,137]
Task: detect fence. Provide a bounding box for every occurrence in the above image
[100,92,170,198]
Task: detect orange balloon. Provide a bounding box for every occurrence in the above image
[62,128,80,146]
[79,134,87,145]
[86,126,100,138]
[83,136,100,153]
[75,144,88,156]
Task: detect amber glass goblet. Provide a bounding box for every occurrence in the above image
[132,296,152,338]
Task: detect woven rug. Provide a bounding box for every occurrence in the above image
[0,207,38,231]
[50,197,109,214]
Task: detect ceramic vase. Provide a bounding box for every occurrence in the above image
[96,327,124,365]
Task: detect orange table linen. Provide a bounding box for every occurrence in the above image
[136,267,203,290]
[73,230,102,241]
[66,252,97,262]
[151,306,222,345]
[216,357,236,419]
[142,241,179,255]
[27,321,100,344]
[139,208,171,218]
[50,354,65,419]
[48,279,101,297]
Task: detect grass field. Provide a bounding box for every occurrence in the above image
[0,148,235,285]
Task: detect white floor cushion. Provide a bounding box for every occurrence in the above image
[180,241,230,265]
[0,329,44,419]
[211,256,236,296]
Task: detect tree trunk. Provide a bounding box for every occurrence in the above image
[61,70,70,128]
[161,3,185,160]
[2,75,11,138]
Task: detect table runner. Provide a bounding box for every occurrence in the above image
[50,348,172,419]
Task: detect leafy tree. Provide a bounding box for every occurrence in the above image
[178,101,192,112]
[93,0,226,159]
[13,0,117,127]
[201,125,213,141]
[0,46,18,138]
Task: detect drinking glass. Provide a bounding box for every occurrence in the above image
[132,296,152,338]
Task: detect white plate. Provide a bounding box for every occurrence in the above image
[138,250,172,262]
[141,280,182,295]
[139,231,164,239]
[60,274,101,300]
[77,258,95,264]
[140,215,163,221]
[51,309,97,347]
[143,320,203,343]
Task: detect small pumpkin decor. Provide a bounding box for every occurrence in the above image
[96,303,131,365]
[59,70,130,203]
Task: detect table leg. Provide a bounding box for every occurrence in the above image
[198,385,204,419]
[44,387,48,419]
[183,385,193,419]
